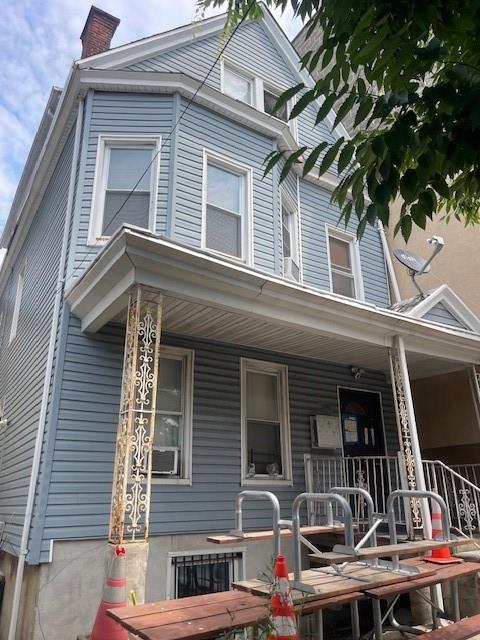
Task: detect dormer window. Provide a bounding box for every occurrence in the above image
[88,135,161,245]
[326,227,364,301]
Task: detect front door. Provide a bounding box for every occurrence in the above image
[338,388,386,457]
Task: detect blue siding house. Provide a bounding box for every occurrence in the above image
[0,6,480,639]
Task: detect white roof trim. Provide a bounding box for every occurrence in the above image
[65,227,480,367]
[406,284,480,333]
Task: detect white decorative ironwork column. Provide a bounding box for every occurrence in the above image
[389,335,431,537]
[109,286,163,544]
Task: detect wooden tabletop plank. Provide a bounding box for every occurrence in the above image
[207,525,344,544]
[309,538,471,564]
[414,614,480,640]
[135,605,270,640]
[109,590,255,621]
[364,562,480,600]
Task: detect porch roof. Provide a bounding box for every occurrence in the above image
[65,227,480,378]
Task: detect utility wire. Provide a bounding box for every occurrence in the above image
[67,0,256,286]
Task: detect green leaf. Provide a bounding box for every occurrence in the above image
[315,94,337,125]
[357,216,368,239]
[289,89,316,120]
[400,169,418,203]
[263,151,282,178]
[337,142,355,175]
[279,147,308,183]
[354,96,374,128]
[400,215,413,242]
[318,137,345,177]
[302,142,328,176]
[274,83,305,111]
[333,94,357,130]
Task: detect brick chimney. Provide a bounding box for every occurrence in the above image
[80,6,120,59]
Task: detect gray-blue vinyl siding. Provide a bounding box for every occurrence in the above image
[0,127,74,555]
[69,92,174,277]
[423,302,469,330]
[299,179,391,307]
[34,317,399,563]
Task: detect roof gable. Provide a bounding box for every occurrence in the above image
[391,284,480,333]
[76,5,348,142]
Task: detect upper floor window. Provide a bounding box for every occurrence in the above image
[241,358,292,485]
[88,136,160,245]
[326,227,364,301]
[264,88,288,122]
[9,267,25,344]
[203,151,252,263]
[223,66,253,105]
[282,192,300,282]
[153,346,194,484]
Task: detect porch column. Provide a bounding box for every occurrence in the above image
[389,335,431,538]
[109,286,163,600]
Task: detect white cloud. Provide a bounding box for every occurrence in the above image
[0,0,302,235]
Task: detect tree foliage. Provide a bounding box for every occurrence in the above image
[198,0,480,239]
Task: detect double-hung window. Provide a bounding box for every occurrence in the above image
[326,227,364,300]
[282,192,300,281]
[204,153,251,262]
[89,136,160,244]
[153,346,194,483]
[263,88,288,122]
[223,66,253,105]
[241,359,292,484]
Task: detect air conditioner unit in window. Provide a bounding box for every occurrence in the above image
[152,447,179,475]
[284,257,300,281]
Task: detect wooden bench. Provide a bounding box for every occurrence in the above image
[414,614,480,640]
[207,524,345,544]
[309,538,471,565]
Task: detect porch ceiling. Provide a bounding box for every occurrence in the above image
[65,227,480,378]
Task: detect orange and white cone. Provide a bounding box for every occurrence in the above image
[424,500,463,565]
[91,544,129,640]
[269,555,298,640]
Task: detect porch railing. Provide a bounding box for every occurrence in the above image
[305,454,480,538]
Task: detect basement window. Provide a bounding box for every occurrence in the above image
[168,551,244,599]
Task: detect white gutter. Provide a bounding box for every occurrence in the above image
[7,100,84,640]
[378,221,401,304]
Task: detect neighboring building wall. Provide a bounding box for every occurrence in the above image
[32,319,399,563]
[413,368,480,465]
[0,127,74,555]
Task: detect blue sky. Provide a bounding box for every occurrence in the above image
[0,1,301,235]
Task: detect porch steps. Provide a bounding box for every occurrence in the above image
[308,538,472,565]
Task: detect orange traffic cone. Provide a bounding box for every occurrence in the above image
[269,555,299,640]
[91,544,129,640]
[424,500,463,565]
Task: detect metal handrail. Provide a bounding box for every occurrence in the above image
[231,490,282,556]
[427,459,480,493]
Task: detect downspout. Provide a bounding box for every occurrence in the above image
[378,221,401,304]
[7,99,84,640]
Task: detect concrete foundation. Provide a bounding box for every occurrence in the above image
[0,533,296,640]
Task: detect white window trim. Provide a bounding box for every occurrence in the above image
[9,267,25,344]
[152,345,194,486]
[220,58,297,136]
[201,149,254,266]
[88,134,162,246]
[281,188,302,283]
[166,547,246,599]
[325,225,365,302]
[240,357,293,486]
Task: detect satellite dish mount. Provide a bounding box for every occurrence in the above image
[393,236,445,298]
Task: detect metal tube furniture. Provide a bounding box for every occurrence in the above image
[230,490,282,557]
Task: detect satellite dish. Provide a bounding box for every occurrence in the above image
[393,236,445,298]
[393,249,431,275]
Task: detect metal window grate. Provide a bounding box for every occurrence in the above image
[172,552,242,599]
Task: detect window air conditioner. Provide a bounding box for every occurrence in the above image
[152,447,179,475]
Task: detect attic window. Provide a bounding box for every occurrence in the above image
[88,136,161,245]
[264,89,288,122]
[223,67,253,105]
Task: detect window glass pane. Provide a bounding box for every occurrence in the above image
[157,357,183,412]
[177,561,230,598]
[207,164,241,213]
[330,237,351,269]
[206,206,241,257]
[154,415,180,448]
[247,420,282,475]
[102,192,150,236]
[246,371,278,421]
[224,68,252,104]
[264,90,288,122]
[332,271,355,297]
[107,148,152,191]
